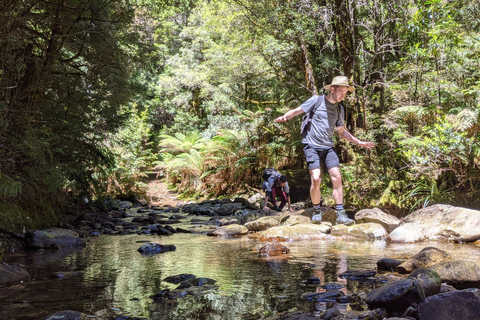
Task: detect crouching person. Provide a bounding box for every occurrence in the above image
[261,168,293,212]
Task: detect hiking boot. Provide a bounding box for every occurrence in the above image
[336,210,354,225]
[311,208,323,224]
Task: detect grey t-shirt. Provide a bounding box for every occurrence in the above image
[300,95,345,148]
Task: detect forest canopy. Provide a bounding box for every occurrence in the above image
[1,0,479,231]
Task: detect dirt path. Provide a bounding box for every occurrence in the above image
[145,172,180,207]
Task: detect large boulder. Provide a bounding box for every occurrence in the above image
[354,208,401,233]
[397,247,453,274]
[244,217,280,231]
[408,268,442,297]
[44,310,89,320]
[331,222,389,240]
[259,223,335,241]
[416,288,480,320]
[366,278,425,317]
[0,262,29,285]
[25,228,86,249]
[428,260,480,289]
[279,214,312,226]
[389,223,425,243]
[211,224,248,236]
[402,204,480,242]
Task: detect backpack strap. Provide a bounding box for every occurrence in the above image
[312,95,324,115]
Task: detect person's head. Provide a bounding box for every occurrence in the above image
[279,175,287,186]
[324,76,355,103]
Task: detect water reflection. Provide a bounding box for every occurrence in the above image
[1,233,480,319]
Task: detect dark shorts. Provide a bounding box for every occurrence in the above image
[303,144,339,171]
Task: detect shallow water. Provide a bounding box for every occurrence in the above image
[1,232,480,320]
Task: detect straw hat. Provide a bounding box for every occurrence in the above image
[323,76,355,92]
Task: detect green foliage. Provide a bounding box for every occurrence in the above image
[402,179,453,211]
[0,0,138,230]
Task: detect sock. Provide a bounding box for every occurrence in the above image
[335,204,344,212]
[313,203,321,210]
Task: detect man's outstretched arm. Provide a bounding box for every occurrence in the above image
[336,126,375,149]
[274,106,305,122]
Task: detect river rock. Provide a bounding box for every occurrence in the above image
[377,258,402,272]
[279,214,311,226]
[408,268,441,297]
[331,222,389,240]
[366,278,425,317]
[164,273,196,283]
[428,260,480,289]
[258,243,290,257]
[137,243,176,255]
[244,216,280,231]
[25,228,86,249]
[354,208,401,233]
[216,202,243,216]
[402,204,480,242]
[397,247,453,274]
[259,223,335,241]
[211,224,248,236]
[389,223,425,243]
[416,288,480,320]
[44,310,89,320]
[300,207,338,224]
[0,262,30,285]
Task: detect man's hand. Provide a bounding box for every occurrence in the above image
[288,207,294,213]
[274,115,287,122]
[358,141,376,150]
[263,206,271,211]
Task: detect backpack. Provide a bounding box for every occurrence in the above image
[300,95,324,137]
[262,168,280,182]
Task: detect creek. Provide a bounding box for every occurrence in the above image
[1,230,480,320]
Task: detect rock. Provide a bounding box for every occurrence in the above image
[366,278,425,317]
[189,277,217,286]
[218,218,239,226]
[402,204,480,242]
[0,262,29,285]
[416,288,480,320]
[389,223,425,243]
[377,258,402,272]
[211,224,248,236]
[339,270,376,280]
[258,243,290,257]
[44,310,89,320]
[300,207,338,224]
[331,222,389,240]
[428,260,480,289]
[259,223,334,241]
[323,305,340,320]
[25,228,86,249]
[397,247,453,274]
[355,208,402,233]
[304,290,344,302]
[216,203,243,216]
[244,217,280,231]
[137,243,176,255]
[320,282,345,290]
[408,268,442,297]
[164,273,196,284]
[279,215,311,226]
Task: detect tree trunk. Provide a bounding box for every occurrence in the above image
[299,37,317,95]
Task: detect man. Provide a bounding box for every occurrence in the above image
[261,168,293,212]
[274,76,375,224]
